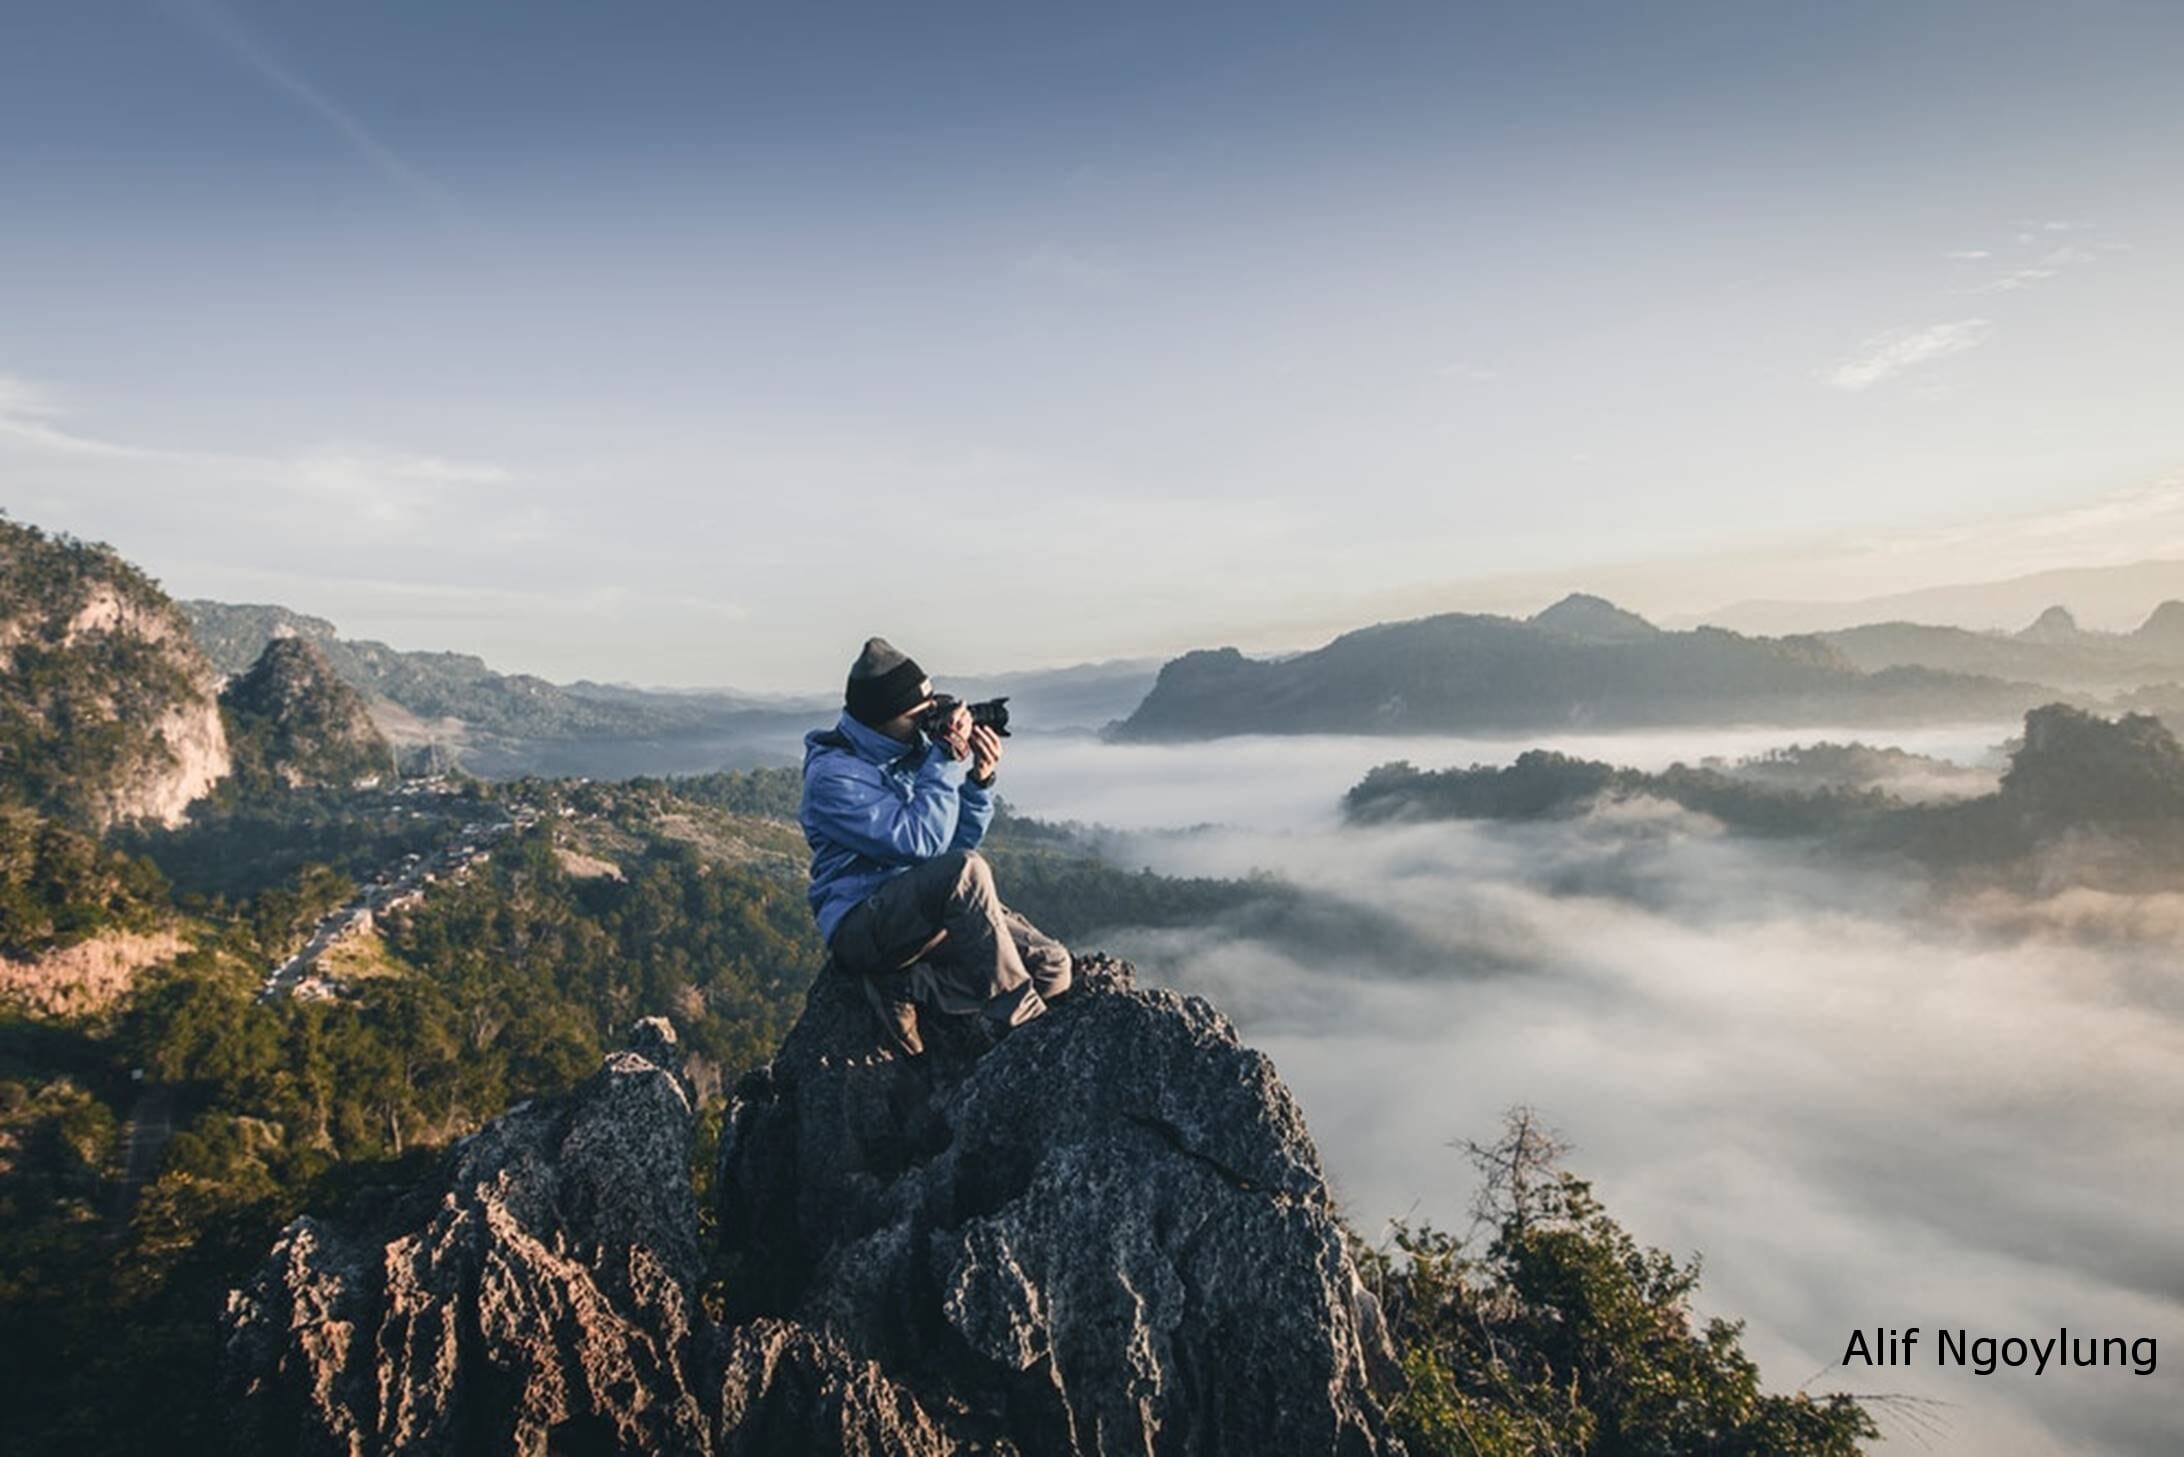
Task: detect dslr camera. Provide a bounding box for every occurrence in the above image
[917,694,1012,739]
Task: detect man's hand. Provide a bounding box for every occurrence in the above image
[934,702,973,760]
[969,724,1003,784]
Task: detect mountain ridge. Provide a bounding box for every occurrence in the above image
[1111,597,2058,741]
[1683,555,2184,635]
[183,600,1161,777]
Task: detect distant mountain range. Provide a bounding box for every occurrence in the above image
[1816,601,2184,690]
[185,601,723,742]
[1110,593,2075,741]
[1683,556,2184,636]
[181,581,2184,758]
[182,601,1159,777]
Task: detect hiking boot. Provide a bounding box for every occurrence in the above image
[861,973,924,1059]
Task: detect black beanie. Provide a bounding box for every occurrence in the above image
[845,636,930,726]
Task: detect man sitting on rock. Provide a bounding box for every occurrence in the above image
[799,636,1073,1057]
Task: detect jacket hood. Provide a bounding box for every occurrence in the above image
[804,709,932,770]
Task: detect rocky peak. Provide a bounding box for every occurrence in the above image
[718,953,1396,1455]
[223,1015,713,1455]
[2131,599,2184,650]
[225,636,349,714]
[224,963,1400,1455]
[2016,604,2082,644]
[222,636,394,790]
[1527,592,1660,642]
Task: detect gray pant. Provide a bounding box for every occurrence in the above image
[828,849,1072,1027]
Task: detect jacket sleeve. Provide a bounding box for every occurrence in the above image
[804,749,970,866]
[950,776,997,853]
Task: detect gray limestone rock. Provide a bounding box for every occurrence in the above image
[226,963,1402,1456]
[717,954,1398,1456]
[223,1020,711,1456]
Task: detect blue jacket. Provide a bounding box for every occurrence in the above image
[800,709,995,946]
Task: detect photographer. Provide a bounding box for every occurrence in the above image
[799,637,1073,1057]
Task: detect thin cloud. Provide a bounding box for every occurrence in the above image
[0,375,62,419]
[1980,267,2058,294]
[1806,472,2184,590]
[1989,471,2184,549]
[1973,244,2098,296]
[1941,221,2110,294]
[0,370,511,529]
[158,0,463,222]
[0,377,165,461]
[289,448,516,529]
[1825,319,1990,392]
[203,567,747,623]
[0,415,154,461]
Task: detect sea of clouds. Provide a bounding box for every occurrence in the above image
[1002,724,2182,1457]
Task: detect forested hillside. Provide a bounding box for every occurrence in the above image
[1345,703,2184,889]
[1,782,830,1452]
[0,753,1298,1453]
[219,637,397,795]
[0,517,229,831]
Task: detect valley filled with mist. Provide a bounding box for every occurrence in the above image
[993,723,2180,1456]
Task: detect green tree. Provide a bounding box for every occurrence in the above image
[1363,1108,1877,1457]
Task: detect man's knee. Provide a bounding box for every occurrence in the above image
[1034,951,1072,999]
[932,847,993,898]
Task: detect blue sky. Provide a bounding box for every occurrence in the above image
[5,1,2182,688]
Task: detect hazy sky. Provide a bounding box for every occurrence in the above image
[6,1,2183,688]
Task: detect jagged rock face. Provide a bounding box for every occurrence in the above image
[226,971,1399,1456]
[717,955,1398,1457]
[715,1319,956,1457]
[0,519,230,829]
[222,636,394,789]
[223,1019,713,1455]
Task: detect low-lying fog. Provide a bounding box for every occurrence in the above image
[1000,724,2179,1457]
